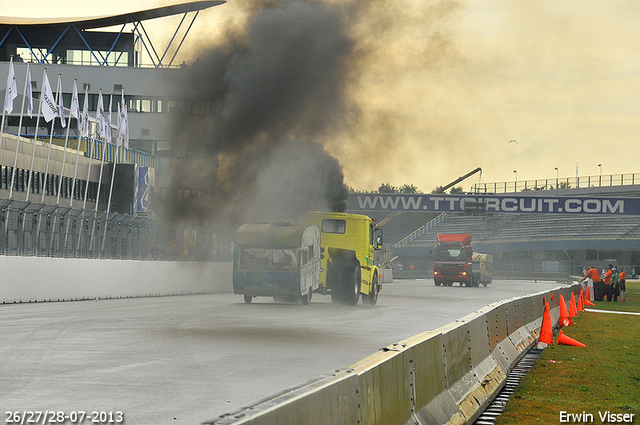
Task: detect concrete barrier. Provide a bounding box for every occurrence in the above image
[0,257,233,303]
[205,283,582,425]
[381,269,394,284]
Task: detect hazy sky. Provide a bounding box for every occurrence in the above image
[5,0,640,192]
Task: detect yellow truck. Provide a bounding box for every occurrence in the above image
[300,212,384,305]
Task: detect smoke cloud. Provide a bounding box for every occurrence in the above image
[164,0,356,226]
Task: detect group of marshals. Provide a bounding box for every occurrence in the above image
[580,264,626,302]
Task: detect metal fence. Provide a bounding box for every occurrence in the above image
[0,202,155,259]
[0,201,234,261]
[471,172,640,193]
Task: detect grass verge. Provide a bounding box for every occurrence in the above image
[496,281,640,424]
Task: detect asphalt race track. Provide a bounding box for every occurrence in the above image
[0,278,565,424]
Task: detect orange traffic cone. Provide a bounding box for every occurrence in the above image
[556,330,586,347]
[569,293,578,317]
[539,302,554,345]
[577,291,585,312]
[559,294,572,327]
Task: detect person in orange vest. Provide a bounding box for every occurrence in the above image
[580,266,603,301]
[409,264,415,271]
[603,264,614,302]
[619,268,627,302]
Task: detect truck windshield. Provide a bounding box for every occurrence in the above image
[434,247,465,261]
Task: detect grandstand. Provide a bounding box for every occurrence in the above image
[387,184,640,279]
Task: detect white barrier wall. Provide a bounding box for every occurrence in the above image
[0,257,233,303]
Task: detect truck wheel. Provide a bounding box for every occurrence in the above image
[243,295,253,304]
[344,265,361,306]
[363,275,379,305]
[434,280,441,286]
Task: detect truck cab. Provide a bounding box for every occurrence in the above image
[432,233,474,287]
[301,212,383,305]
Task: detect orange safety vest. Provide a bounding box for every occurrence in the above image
[603,269,612,285]
[586,268,601,283]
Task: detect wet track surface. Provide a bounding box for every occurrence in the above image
[0,278,565,424]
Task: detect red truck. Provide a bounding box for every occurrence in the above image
[432,233,474,286]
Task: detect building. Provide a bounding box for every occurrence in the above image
[0,1,226,259]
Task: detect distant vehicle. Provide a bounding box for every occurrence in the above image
[301,212,384,305]
[432,233,474,287]
[472,253,493,287]
[233,221,321,304]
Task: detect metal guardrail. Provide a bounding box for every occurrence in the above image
[394,213,446,248]
[471,173,640,194]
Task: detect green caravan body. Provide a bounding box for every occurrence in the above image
[300,212,383,305]
[233,221,321,304]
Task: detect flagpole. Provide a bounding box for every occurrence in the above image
[90,92,112,256]
[9,62,31,199]
[35,73,62,255]
[50,78,72,255]
[78,123,96,257]
[63,80,83,255]
[81,89,95,212]
[24,68,46,202]
[40,73,62,203]
[88,89,106,256]
[56,87,71,205]
[69,80,83,209]
[102,108,122,255]
[63,78,81,253]
[94,89,108,214]
[4,60,28,255]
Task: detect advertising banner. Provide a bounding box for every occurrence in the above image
[347,193,640,215]
[137,167,155,212]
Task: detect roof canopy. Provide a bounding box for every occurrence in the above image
[0,1,226,67]
[0,1,225,29]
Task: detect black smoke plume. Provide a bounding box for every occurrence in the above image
[163,0,356,226]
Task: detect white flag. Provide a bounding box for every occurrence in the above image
[122,101,129,149]
[97,90,105,137]
[106,94,112,142]
[117,90,126,145]
[81,86,89,138]
[4,60,17,114]
[116,102,122,147]
[26,67,33,118]
[70,80,79,120]
[57,78,66,128]
[41,71,58,123]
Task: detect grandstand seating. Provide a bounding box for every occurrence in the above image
[400,213,640,248]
